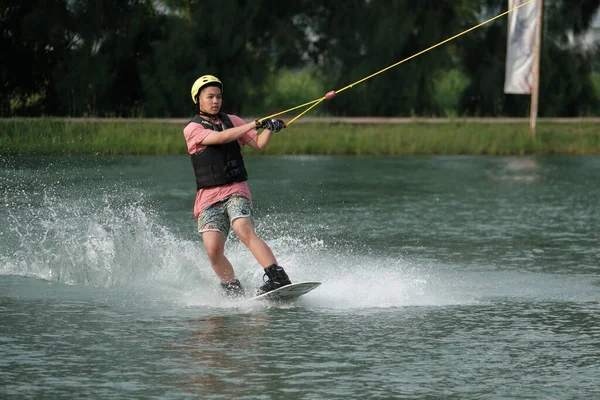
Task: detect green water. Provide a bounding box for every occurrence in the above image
[1,155,599,399]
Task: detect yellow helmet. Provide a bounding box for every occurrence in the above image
[191,75,223,103]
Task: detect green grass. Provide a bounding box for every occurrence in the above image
[0,119,183,155]
[1,118,599,156]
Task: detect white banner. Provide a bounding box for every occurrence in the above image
[504,0,538,94]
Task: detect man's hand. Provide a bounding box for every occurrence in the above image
[259,118,286,132]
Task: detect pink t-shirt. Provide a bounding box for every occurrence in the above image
[183,114,257,219]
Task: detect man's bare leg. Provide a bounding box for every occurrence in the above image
[231,217,277,267]
[202,231,236,282]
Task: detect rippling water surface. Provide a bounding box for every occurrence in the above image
[1,155,599,399]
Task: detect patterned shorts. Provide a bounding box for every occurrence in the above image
[198,195,254,237]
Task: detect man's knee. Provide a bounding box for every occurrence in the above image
[202,233,225,261]
[232,217,256,244]
[204,246,222,262]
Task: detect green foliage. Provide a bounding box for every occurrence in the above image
[1,0,599,118]
[53,0,163,117]
[432,69,471,117]
[540,48,600,116]
[460,0,600,117]
[0,0,70,116]
[316,0,480,117]
[255,68,326,116]
[140,16,199,118]
[592,73,600,99]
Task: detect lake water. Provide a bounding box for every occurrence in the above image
[1,155,599,399]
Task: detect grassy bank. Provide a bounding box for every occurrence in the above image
[1,118,599,156]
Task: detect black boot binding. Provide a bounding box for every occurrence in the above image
[220,279,245,299]
[257,264,291,295]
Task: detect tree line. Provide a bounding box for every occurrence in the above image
[1,0,599,118]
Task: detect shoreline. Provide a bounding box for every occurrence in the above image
[1,118,599,156]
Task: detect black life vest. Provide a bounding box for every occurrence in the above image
[188,113,249,190]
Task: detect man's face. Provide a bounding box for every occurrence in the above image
[199,85,222,114]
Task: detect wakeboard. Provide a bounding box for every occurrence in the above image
[248,281,321,302]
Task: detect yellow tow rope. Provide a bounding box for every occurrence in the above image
[258,0,535,127]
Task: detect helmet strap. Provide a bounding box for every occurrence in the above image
[198,109,219,121]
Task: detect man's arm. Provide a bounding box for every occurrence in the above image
[201,121,259,145]
[245,130,274,151]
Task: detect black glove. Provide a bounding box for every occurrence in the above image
[260,118,286,132]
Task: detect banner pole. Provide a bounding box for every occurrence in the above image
[529,0,544,138]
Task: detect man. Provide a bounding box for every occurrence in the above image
[183,74,291,298]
